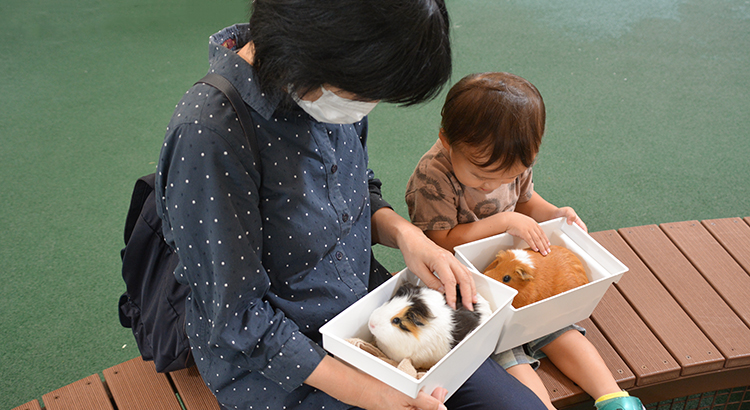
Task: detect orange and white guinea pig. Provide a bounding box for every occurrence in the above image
[368,282,492,369]
[483,245,588,308]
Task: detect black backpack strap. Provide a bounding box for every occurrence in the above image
[123,174,156,245]
[195,73,261,176]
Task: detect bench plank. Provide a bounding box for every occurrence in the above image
[578,317,636,389]
[662,221,750,328]
[540,317,628,406]
[12,400,43,410]
[590,286,681,385]
[539,357,585,407]
[41,374,113,410]
[591,230,724,375]
[103,356,182,410]
[540,318,636,407]
[619,225,750,368]
[629,365,750,404]
[702,218,750,276]
[169,366,221,410]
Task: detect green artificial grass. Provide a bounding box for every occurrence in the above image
[1,0,748,408]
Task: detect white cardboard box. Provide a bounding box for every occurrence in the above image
[453,217,629,353]
[319,268,517,399]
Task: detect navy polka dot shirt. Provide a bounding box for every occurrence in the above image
[156,24,387,409]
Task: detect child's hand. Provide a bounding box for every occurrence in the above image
[553,207,588,232]
[504,213,551,255]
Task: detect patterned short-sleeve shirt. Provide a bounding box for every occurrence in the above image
[406,140,534,231]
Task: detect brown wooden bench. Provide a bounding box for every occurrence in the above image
[13,357,222,410]
[540,217,750,409]
[13,218,750,410]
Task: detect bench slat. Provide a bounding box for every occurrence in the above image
[169,366,221,410]
[628,365,750,404]
[619,225,750,368]
[539,317,636,407]
[103,356,182,410]
[591,230,724,375]
[11,400,42,410]
[590,286,681,385]
[702,218,750,277]
[539,357,585,407]
[578,317,636,389]
[662,220,750,328]
[42,374,113,410]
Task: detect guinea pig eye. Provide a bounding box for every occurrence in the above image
[502,275,511,283]
[391,317,401,326]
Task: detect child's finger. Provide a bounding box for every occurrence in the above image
[530,228,550,255]
[575,218,588,232]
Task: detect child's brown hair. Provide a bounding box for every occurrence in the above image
[440,72,545,172]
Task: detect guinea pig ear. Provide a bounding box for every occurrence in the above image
[485,258,500,272]
[485,250,507,272]
[516,267,534,281]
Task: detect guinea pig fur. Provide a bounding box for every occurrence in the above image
[483,245,588,308]
[368,282,492,369]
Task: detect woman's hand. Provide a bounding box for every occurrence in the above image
[371,207,477,310]
[367,383,448,410]
[306,356,447,410]
[398,225,477,310]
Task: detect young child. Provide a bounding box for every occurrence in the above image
[406,72,644,410]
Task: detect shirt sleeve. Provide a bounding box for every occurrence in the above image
[356,117,393,215]
[368,171,393,215]
[405,155,460,232]
[516,168,534,203]
[158,123,325,393]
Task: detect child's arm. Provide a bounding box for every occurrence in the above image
[425,211,549,254]
[425,192,587,255]
[514,192,587,232]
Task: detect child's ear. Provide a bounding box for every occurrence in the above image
[438,129,451,150]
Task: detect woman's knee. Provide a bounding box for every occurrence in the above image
[445,359,547,410]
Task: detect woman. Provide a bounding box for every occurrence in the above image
[156,1,546,409]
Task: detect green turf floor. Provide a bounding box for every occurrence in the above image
[1,0,748,408]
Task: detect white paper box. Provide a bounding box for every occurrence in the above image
[453,217,628,354]
[320,269,517,399]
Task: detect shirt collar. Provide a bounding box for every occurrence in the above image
[207,24,282,120]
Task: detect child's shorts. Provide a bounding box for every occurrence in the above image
[491,324,586,370]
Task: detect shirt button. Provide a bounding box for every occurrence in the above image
[331,164,338,173]
[342,213,349,222]
[335,251,344,260]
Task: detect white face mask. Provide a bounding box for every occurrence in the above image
[293,86,378,124]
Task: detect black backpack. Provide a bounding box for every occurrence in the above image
[118,73,260,372]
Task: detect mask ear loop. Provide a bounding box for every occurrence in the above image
[291,84,379,124]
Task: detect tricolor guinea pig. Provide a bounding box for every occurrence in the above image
[368,282,492,369]
[483,245,588,308]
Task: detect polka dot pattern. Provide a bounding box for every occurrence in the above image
[155,24,379,410]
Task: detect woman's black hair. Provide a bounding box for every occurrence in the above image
[249,0,452,106]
